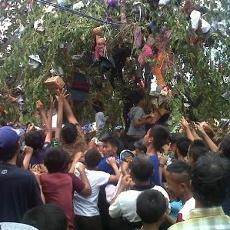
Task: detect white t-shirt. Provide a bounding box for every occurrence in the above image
[177,197,195,221]
[73,169,110,216]
[109,185,170,223]
[95,112,107,130]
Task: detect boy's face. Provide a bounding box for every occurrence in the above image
[103,142,117,157]
[165,171,185,199]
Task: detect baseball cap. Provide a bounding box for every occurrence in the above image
[0,126,19,152]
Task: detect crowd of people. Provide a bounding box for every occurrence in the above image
[0,88,230,230]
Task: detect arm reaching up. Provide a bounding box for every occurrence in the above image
[196,123,218,152]
[55,89,68,141]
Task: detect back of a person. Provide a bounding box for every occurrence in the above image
[0,163,41,222]
[172,210,230,230]
[110,185,169,223]
[127,106,146,138]
[74,169,110,216]
[149,155,161,186]
[40,173,74,228]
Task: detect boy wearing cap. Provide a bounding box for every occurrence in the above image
[0,126,42,222]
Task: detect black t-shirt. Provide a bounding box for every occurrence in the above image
[0,162,42,222]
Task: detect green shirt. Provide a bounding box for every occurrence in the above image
[169,206,230,230]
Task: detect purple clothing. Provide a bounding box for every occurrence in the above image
[149,154,161,186]
[29,143,50,166]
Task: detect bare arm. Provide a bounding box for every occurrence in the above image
[76,163,91,196]
[196,123,218,152]
[107,157,121,183]
[63,98,78,124]
[181,118,194,141]
[36,100,49,128]
[55,90,68,140]
[110,175,132,204]
[23,146,33,170]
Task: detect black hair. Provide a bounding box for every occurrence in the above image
[191,153,229,207]
[92,100,104,112]
[85,148,102,169]
[132,89,145,106]
[0,143,19,162]
[136,190,167,224]
[220,135,230,160]
[102,136,124,155]
[169,133,184,144]
[61,123,77,144]
[22,204,67,230]
[134,139,147,153]
[188,140,209,163]
[166,160,191,182]
[149,125,170,152]
[130,155,153,182]
[25,130,45,149]
[176,136,191,157]
[44,148,70,173]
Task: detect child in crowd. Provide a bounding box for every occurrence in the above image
[92,100,108,137]
[136,190,168,230]
[166,160,195,222]
[22,204,68,230]
[187,140,208,166]
[39,148,91,230]
[73,148,120,230]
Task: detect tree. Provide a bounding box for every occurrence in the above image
[0,0,229,127]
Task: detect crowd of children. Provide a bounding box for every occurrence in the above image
[0,88,229,230]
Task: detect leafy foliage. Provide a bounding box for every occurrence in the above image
[0,0,229,127]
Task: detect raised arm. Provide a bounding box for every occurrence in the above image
[23,146,33,170]
[196,123,218,152]
[181,118,195,141]
[45,96,54,144]
[63,98,78,124]
[36,100,49,128]
[107,157,121,183]
[55,89,68,141]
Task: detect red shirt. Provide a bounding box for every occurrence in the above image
[40,173,84,229]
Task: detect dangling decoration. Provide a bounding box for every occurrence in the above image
[106,0,118,8]
[28,55,42,69]
[70,71,90,102]
[134,25,143,49]
[131,2,146,22]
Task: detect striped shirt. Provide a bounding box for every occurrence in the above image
[169,206,230,230]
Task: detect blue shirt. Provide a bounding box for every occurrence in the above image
[149,155,161,186]
[97,156,119,175]
[0,163,42,222]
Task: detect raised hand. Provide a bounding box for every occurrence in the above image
[36,100,44,110]
[107,157,117,166]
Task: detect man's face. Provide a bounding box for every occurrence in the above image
[165,171,183,199]
[103,142,117,157]
[143,129,152,147]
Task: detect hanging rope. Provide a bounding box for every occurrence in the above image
[37,0,122,26]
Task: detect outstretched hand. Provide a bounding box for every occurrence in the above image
[56,88,69,103]
[181,117,190,130]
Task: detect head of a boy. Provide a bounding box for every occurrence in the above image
[137,190,167,226]
[0,126,20,162]
[102,136,121,157]
[130,155,153,184]
[25,130,45,150]
[61,123,77,144]
[85,148,102,169]
[166,160,191,201]
[44,148,70,173]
